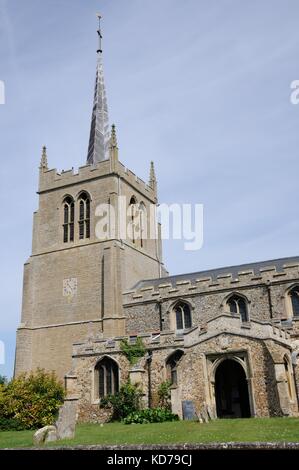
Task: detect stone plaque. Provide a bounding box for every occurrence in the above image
[63,278,77,299]
[182,400,197,420]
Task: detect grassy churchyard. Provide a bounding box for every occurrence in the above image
[0,418,299,448]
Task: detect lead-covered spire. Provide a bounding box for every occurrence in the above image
[87,14,110,165]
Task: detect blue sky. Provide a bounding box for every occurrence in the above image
[0,0,299,378]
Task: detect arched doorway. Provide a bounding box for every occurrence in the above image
[215,359,251,418]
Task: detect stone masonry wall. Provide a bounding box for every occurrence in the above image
[70,324,298,422]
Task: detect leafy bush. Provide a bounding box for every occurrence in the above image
[100,381,142,420]
[120,338,146,365]
[0,416,23,431]
[0,369,65,430]
[123,407,179,424]
[158,380,172,410]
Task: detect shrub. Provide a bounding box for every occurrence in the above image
[123,407,179,424]
[158,380,172,410]
[100,381,142,420]
[0,369,65,430]
[120,338,146,365]
[0,416,23,431]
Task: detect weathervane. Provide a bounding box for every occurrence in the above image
[96,13,103,54]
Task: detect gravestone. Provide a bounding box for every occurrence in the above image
[206,405,213,420]
[33,425,57,445]
[56,400,77,440]
[182,400,198,420]
[200,407,209,423]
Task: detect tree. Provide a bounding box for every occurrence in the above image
[0,376,7,386]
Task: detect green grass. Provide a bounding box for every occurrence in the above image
[0,429,35,449]
[0,418,299,448]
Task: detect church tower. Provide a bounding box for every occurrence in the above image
[15,17,166,379]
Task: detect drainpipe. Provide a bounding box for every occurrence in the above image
[146,350,153,408]
[158,301,163,331]
[266,282,273,319]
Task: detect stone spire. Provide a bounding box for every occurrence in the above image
[86,15,110,165]
[149,161,157,193]
[39,146,48,171]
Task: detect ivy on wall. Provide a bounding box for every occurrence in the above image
[120,338,146,365]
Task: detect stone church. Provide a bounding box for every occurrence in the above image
[15,20,299,422]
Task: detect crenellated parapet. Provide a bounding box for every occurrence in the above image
[72,314,292,362]
[38,159,156,201]
[123,258,299,305]
[72,330,184,358]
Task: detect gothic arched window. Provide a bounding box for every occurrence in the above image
[78,192,91,240]
[129,196,137,244]
[63,196,74,243]
[95,357,119,400]
[174,302,192,330]
[139,202,146,248]
[166,350,184,386]
[227,295,249,322]
[288,286,299,317]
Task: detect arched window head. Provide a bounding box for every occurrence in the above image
[166,350,184,386]
[139,202,146,248]
[63,196,74,243]
[174,302,192,331]
[288,286,299,317]
[95,357,119,400]
[227,295,248,322]
[129,196,137,244]
[78,192,91,240]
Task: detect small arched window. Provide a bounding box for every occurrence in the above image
[166,350,184,386]
[129,197,137,244]
[174,302,192,330]
[227,295,249,323]
[78,192,91,240]
[288,287,299,317]
[95,357,119,400]
[63,196,74,243]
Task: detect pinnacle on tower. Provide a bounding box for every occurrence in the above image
[39,146,48,171]
[110,123,118,148]
[149,161,157,192]
[109,124,118,171]
[86,15,110,165]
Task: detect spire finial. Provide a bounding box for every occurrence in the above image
[40,145,48,171]
[96,13,103,54]
[149,161,157,194]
